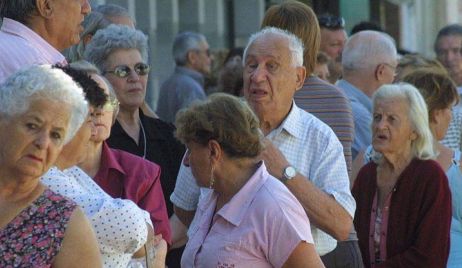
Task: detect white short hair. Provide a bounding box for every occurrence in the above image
[243,27,304,67]
[0,65,89,144]
[342,30,397,71]
[371,83,436,161]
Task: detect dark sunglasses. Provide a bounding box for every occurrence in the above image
[104,63,150,78]
[318,15,345,29]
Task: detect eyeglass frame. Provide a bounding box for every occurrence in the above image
[318,15,345,30]
[103,62,150,78]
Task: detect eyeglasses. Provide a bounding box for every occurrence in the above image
[318,15,345,29]
[104,63,150,78]
[103,97,120,112]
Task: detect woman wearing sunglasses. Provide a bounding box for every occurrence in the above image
[84,25,185,251]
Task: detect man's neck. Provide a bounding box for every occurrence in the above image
[26,17,62,51]
[255,105,291,136]
[342,74,377,98]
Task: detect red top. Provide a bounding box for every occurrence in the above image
[93,142,171,245]
[352,158,451,268]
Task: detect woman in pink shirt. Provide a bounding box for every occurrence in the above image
[175,93,324,268]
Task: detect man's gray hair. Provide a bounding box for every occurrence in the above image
[67,11,111,62]
[83,24,148,72]
[94,3,136,25]
[243,27,304,68]
[0,65,89,144]
[173,32,207,66]
[0,0,36,24]
[370,83,436,162]
[342,30,397,71]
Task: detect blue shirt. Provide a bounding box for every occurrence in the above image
[156,66,207,123]
[336,79,372,160]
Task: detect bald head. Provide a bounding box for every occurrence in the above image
[342,30,397,72]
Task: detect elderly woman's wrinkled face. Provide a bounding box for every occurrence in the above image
[0,99,70,179]
[60,111,95,166]
[104,48,148,111]
[51,0,91,50]
[372,97,417,156]
[183,141,212,188]
[89,74,117,143]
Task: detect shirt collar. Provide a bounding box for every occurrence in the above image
[175,66,204,86]
[99,142,126,176]
[215,162,269,226]
[1,18,66,64]
[336,79,372,112]
[267,101,304,140]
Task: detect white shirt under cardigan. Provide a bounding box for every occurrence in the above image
[42,166,152,267]
[171,102,356,256]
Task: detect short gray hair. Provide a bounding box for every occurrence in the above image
[94,3,136,25]
[243,27,304,67]
[173,32,207,66]
[371,83,436,161]
[70,60,101,75]
[342,30,397,71]
[83,24,148,72]
[0,65,89,144]
[67,11,110,62]
[0,0,36,24]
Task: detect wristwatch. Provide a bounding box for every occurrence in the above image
[281,166,297,184]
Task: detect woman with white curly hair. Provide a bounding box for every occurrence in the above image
[0,65,101,267]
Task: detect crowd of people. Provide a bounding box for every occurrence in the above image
[0,0,461,268]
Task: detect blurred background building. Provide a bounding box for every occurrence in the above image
[81,0,462,108]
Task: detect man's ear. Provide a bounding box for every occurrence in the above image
[35,0,54,18]
[187,50,197,66]
[294,66,306,91]
[375,63,386,82]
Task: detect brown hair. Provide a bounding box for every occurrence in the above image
[396,54,445,81]
[261,1,320,75]
[175,93,264,158]
[402,67,459,120]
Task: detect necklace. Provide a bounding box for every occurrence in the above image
[139,119,147,159]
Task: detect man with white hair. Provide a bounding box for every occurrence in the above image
[337,30,398,160]
[156,31,212,123]
[171,27,356,256]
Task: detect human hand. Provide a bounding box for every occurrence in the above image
[260,139,290,179]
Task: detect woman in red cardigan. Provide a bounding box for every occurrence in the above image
[352,83,452,267]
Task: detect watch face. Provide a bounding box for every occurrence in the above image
[285,166,296,178]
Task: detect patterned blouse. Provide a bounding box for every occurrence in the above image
[0,188,77,267]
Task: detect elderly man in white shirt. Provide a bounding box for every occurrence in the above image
[171,27,355,257]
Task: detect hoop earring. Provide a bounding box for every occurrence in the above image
[209,165,215,189]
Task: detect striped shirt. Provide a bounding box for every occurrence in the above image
[294,75,354,177]
[0,18,66,83]
[441,108,462,151]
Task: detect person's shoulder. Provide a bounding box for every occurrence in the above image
[297,108,339,142]
[111,148,161,176]
[43,187,78,209]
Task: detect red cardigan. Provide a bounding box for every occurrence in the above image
[352,159,451,268]
[93,142,171,245]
